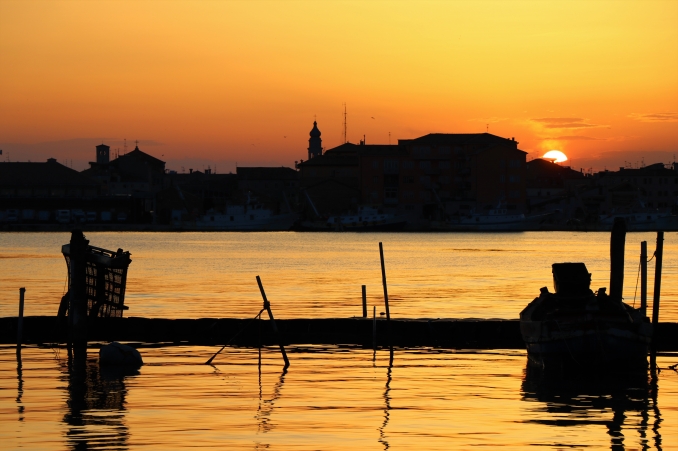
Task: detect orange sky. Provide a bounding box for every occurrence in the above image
[1,1,677,172]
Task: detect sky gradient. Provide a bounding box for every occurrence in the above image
[1,0,677,173]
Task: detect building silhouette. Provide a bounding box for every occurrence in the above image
[308,121,322,160]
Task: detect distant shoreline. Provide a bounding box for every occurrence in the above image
[1,224,673,232]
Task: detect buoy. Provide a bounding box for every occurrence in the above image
[100,342,143,366]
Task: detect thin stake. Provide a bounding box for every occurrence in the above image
[362,285,367,318]
[373,305,377,351]
[640,241,647,316]
[205,308,264,365]
[17,288,25,353]
[256,276,290,369]
[651,232,664,365]
[379,242,392,346]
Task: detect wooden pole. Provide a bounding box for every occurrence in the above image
[609,218,626,301]
[373,306,377,351]
[256,276,290,369]
[379,242,392,347]
[640,241,647,316]
[362,285,367,318]
[651,231,664,330]
[68,230,89,358]
[17,288,25,352]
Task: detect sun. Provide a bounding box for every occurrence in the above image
[542,150,568,163]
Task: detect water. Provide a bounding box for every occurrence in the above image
[0,231,676,321]
[1,231,676,449]
[2,346,676,450]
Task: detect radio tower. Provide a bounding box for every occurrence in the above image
[342,103,347,143]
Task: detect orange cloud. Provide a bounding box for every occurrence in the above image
[629,112,678,122]
[530,118,605,129]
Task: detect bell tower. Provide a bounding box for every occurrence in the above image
[308,121,322,160]
[96,143,110,164]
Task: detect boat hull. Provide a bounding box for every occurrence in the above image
[296,218,407,231]
[522,320,652,368]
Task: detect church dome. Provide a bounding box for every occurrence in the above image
[310,121,321,138]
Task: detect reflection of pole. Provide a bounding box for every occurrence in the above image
[17,288,25,353]
[379,242,391,347]
[256,276,290,369]
[378,348,394,450]
[640,241,647,316]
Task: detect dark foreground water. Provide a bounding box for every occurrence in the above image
[2,346,677,450]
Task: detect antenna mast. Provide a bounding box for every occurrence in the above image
[124,138,127,155]
[343,103,347,143]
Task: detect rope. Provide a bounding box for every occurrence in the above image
[633,258,641,308]
[205,308,265,365]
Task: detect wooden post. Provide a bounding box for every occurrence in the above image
[68,230,89,357]
[372,306,377,351]
[379,242,392,347]
[609,218,626,301]
[256,276,290,369]
[651,231,664,330]
[17,288,25,352]
[362,285,367,318]
[640,241,647,316]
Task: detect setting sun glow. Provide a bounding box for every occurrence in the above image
[542,150,568,163]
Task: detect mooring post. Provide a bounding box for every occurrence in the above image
[362,285,367,318]
[651,232,664,356]
[379,242,392,346]
[68,230,89,358]
[372,305,377,351]
[640,241,647,316]
[17,287,25,353]
[256,276,290,369]
[609,217,626,301]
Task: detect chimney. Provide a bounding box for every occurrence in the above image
[189,168,193,174]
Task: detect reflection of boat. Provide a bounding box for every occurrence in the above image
[433,206,552,231]
[521,360,660,448]
[299,206,407,231]
[520,219,652,368]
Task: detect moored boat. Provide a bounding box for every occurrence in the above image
[298,206,407,231]
[520,219,653,367]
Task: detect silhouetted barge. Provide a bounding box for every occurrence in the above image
[520,219,653,367]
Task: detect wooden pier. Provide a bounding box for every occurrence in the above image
[2,316,677,351]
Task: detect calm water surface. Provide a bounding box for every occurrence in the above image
[0,231,676,321]
[1,346,676,450]
[1,232,677,449]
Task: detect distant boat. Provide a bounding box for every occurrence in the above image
[191,205,298,231]
[599,210,674,231]
[432,205,551,231]
[298,206,407,231]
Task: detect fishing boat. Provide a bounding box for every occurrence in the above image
[193,204,298,231]
[298,206,407,231]
[519,219,653,367]
[432,206,552,231]
[599,209,673,231]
